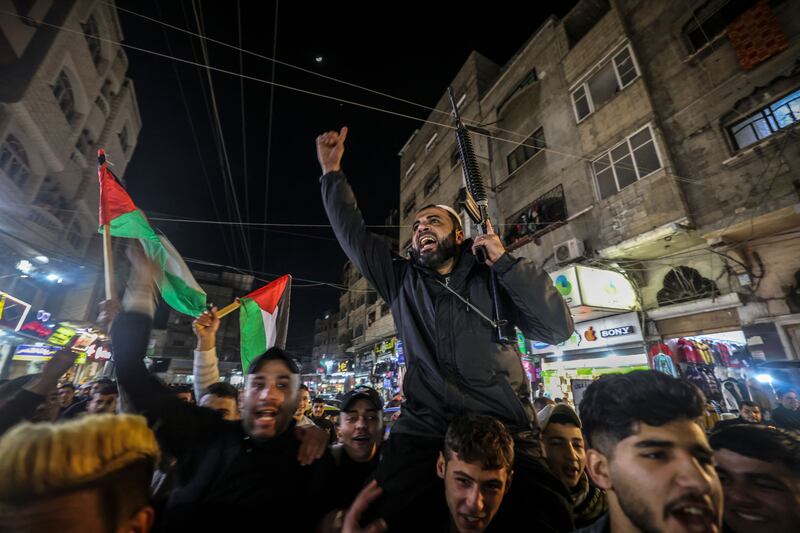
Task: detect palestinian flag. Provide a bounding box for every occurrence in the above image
[239,275,292,372]
[98,149,207,317]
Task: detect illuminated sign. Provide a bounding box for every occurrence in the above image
[0,291,32,331]
[71,332,99,353]
[600,326,634,338]
[548,266,637,311]
[19,320,54,339]
[529,312,643,356]
[12,344,86,364]
[48,326,77,346]
[86,342,112,361]
[13,344,59,360]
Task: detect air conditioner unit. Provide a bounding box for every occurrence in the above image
[554,238,585,265]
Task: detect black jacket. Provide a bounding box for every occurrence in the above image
[112,312,325,531]
[321,171,574,436]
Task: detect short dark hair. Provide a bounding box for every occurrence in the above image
[710,424,800,475]
[549,413,580,428]
[312,397,325,404]
[94,377,114,387]
[579,370,705,454]
[299,384,309,392]
[203,382,238,403]
[418,204,462,231]
[738,400,759,410]
[95,383,118,397]
[444,414,514,472]
[247,347,300,375]
[59,383,76,391]
[533,397,554,412]
[169,384,193,395]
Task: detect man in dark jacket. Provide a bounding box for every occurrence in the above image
[771,389,800,431]
[317,127,575,530]
[112,254,329,531]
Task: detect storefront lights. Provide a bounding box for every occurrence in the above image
[16,260,33,274]
[755,373,772,384]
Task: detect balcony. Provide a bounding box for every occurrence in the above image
[504,184,567,251]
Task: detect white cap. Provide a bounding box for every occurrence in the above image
[434,205,462,228]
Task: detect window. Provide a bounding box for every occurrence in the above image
[0,135,31,188]
[67,220,83,249]
[118,126,130,153]
[52,70,76,123]
[683,0,757,52]
[506,127,545,174]
[82,14,101,67]
[425,132,439,152]
[368,311,376,327]
[403,198,416,219]
[354,325,364,338]
[76,129,94,157]
[450,146,461,169]
[423,170,440,197]
[380,302,390,315]
[728,88,800,150]
[571,45,640,122]
[404,162,416,180]
[95,95,109,116]
[592,125,662,199]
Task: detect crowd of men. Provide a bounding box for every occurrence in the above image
[0,127,798,532]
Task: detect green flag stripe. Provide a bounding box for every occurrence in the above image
[239,297,268,372]
[100,209,155,239]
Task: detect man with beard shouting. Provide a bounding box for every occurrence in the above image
[317,127,575,530]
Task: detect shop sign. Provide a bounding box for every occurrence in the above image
[335,359,354,373]
[373,337,396,356]
[0,291,32,332]
[19,320,54,339]
[516,329,527,355]
[47,325,77,346]
[548,266,637,311]
[529,312,644,356]
[600,325,634,338]
[396,339,405,365]
[71,332,99,353]
[13,344,59,360]
[12,343,87,364]
[86,342,112,361]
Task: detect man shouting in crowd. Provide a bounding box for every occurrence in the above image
[317,127,575,530]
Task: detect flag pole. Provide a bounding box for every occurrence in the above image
[102,223,114,300]
[195,299,241,329]
[216,299,241,319]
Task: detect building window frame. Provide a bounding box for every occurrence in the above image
[591,124,663,200]
[0,134,32,189]
[82,13,102,68]
[423,169,440,197]
[727,87,800,151]
[506,127,546,175]
[52,70,77,124]
[402,197,416,219]
[570,43,640,123]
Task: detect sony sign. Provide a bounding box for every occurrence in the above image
[600,326,634,338]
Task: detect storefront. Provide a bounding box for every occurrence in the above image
[531,311,649,405]
[647,293,766,419]
[369,336,404,403]
[523,265,644,407]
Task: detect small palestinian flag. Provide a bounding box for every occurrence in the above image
[98,149,206,316]
[239,275,292,372]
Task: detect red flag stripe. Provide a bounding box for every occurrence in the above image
[98,149,138,226]
[243,275,290,314]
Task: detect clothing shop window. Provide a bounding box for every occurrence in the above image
[571,45,640,122]
[592,125,662,199]
[728,87,800,150]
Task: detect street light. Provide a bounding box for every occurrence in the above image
[34,255,49,264]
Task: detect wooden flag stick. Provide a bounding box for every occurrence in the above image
[102,223,114,300]
[216,299,241,319]
[194,299,240,329]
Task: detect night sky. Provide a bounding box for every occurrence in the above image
[116,0,576,354]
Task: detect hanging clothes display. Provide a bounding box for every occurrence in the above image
[648,342,680,377]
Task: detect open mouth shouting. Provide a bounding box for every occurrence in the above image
[254,407,279,431]
[456,512,487,531]
[666,499,719,533]
[351,433,373,447]
[417,233,438,254]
